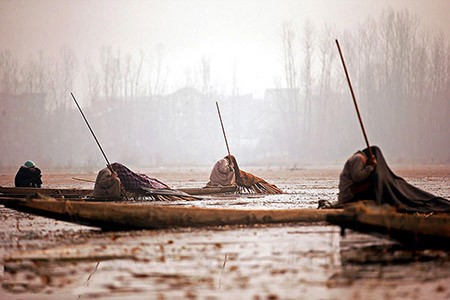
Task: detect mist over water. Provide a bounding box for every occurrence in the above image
[0,1,449,171]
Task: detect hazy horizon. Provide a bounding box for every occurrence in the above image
[0,0,449,171]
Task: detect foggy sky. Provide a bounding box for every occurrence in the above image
[1,0,449,171]
[1,0,449,97]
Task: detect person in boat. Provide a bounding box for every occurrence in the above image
[93,162,170,196]
[207,155,283,194]
[14,160,42,188]
[338,148,377,204]
[328,146,450,213]
[206,155,236,187]
[92,164,122,198]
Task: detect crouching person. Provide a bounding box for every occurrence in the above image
[92,165,122,198]
[206,155,236,187]
[15,160,43,188]
[338,148,377,205]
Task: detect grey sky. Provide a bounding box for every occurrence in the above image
[1,0,449,96]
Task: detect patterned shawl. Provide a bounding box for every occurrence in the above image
[110,162,169,190]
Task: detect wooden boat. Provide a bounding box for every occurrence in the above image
[326,202,450,249]
[0,185,237,198]
[0,195,342,230]
[178,186,237,195]
[0,186,92,198]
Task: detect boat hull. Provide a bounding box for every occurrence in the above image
[2,196,342,230]
[326,202,450,249]
[0,186,237,198]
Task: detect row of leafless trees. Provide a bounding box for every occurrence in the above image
[0,47,78,109]
[84,45,169,101]
[277,8,449,163]
[0,44,221,109]
[0,8,449,169]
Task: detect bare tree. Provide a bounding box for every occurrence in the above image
[276,21,302,160]
[301,19,315,137]
[183,67,195,89]
[99,46,113,98]
[48,46,78,108]
[0,50,19,94]
[84,57,100,103]
[121,54,131,98]
[132,50,144,97]
[231,59,239,97]
[281,22,299,91]
[112,48,121,97]
[378,8,395,99]
[316,24,337,146]
[20,50,51,94]
[199,56,213,97]
[317,24,336,97]
[148,44,169,96]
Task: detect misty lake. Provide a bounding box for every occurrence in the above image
[0,166,449,299]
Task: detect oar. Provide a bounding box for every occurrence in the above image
[72,177,95,183]
[70,93,127,199]
[215,101,242,182]
[215,101,232,158]
[335,39,374,159]
[71,92,112,168]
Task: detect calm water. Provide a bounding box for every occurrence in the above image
[0,169,449,299]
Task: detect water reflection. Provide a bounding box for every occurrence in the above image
[3,225,449,299]
[3,225,341,298]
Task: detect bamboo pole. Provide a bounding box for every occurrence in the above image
[70,92,113,168]
[216,101,232,158]
[335,39,373,158]
[70,93,128,199]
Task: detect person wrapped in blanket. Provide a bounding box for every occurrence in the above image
[338,147,377,204]
[207,155,283,194]
[206,156,236,187]
[15,160,43,188]
[92,162,169,198]
[92,164,121,198]
[319,146,450,213]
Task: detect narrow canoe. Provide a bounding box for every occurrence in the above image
[326,202,450,249]
[0,186,92,197]
[0,186,237,198]
[2,196,342,230]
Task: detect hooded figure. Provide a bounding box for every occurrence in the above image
[207,155,282,194]
[206,156,236,187]
[338,146,450,213]
[92,162,172,199]
[338,148,377,204]
[14,160,42,188]
[92,165,122,198]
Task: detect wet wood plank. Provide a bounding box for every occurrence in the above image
[326,202,450,249]
[3,196,342,230]
[0,186,237,197]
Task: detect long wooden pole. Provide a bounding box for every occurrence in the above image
[70,92,112,168]
[335,39,373,158]
[216,101,232,158]
[70,93,129,200]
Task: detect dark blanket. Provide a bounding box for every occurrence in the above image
[366,146,450,213]
[15,166,42,188]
